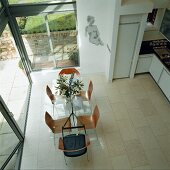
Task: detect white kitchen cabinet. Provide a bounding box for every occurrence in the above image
[149,54,163,82]
[158,68,170,101]
[136,54,153,73]
[113,23,139,79]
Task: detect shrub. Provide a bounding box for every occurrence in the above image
[18,59,23,70]
[69,50,79,65]
[18,17,27,30]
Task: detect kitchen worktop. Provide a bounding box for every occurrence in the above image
[139,37,170,72]
[154,48,170,72]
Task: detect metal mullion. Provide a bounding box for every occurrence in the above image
[8,16,32,84]
[8,15,32,72]
[0,8,8,35]
[0,96,24,142]
[1,141,23,170]
[9,1,76,17]
[2,0,32,84]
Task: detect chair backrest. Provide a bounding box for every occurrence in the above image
[59,68,80,76]
[58,134,90,157]
[77,105,100,130]
[46,85,55,104]
[45,111,71,134]
[45,111,54,133]
[92,105,100,128]
[87,80,93,100]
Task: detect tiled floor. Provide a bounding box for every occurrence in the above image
[21,71,170,169]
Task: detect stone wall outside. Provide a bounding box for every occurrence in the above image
[0,30,77,61]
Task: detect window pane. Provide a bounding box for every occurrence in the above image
[16,15,54,70]
[47,12,79,68]
[0,112,20,168]
[0,25,30,132]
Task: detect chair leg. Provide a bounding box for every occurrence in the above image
[95,129,99,141]
[63,155,67,165]
[53,104,54,117]
[86,150,89,162]
[54,134,55,147]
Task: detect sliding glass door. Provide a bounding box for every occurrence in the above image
[0,96,24,169]
[16,11,79,70]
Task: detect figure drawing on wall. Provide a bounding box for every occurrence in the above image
[85,15,104,46]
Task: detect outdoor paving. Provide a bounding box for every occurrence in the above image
[0,58,30,168]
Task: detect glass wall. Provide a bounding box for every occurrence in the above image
[48,11,79,68]
[16,10,79,70]
[16,15,52,70]
[0,111,20,168]
[0,24,30,133]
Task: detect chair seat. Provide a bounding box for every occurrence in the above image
[63,134,87,157]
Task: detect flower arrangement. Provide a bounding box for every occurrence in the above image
[55,73,84,98]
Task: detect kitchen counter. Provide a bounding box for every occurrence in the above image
[153,48,170,72]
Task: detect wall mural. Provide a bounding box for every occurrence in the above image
[85,15,104,46]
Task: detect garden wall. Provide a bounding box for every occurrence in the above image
[0,30,77,61]
[0,30,17,61]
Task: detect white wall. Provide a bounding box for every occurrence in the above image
[76,0,110,74]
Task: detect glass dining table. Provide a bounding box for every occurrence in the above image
[52,78,91,120]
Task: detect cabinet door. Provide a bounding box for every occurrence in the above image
[136,55,153,73]
[114,23,139,78]
[149,55,163,82]
[158,69,170,101]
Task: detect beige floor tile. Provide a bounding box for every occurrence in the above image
[145,148,170,169]
[110,101,129,120]
[128,108,148,128]
[130,85,148,99]
[156,134,170,162]
[90,141,112,170]
[122,94,140,110]
[111,154,132,170]
[104,131,126,156]
[100,112,119,133]
[155,102,170,123]
[138,99,158,117]
[136,126,160,150]
[132,165,151,170]
[124,139,149,168]
[140,76,159,93]
[146,115,169,136]
[117,118,138,141]
[93,84,108,98]
[95,97,112,113]
[114,79,132,95]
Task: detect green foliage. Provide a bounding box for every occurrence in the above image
[69,50,79,65]
[18,17,27,30]
[55,74,84,98]
[19,13,76,34]
[18,60,23,70]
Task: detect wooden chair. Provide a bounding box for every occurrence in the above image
[58,125,90,164]
[78,80,93,101]
[46,85,56,115]
[45,111,71,146]
[77,105,100,139]
[59,68,80,76]
[76,80,93,112]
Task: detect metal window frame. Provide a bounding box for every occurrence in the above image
[0,96,24,169]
